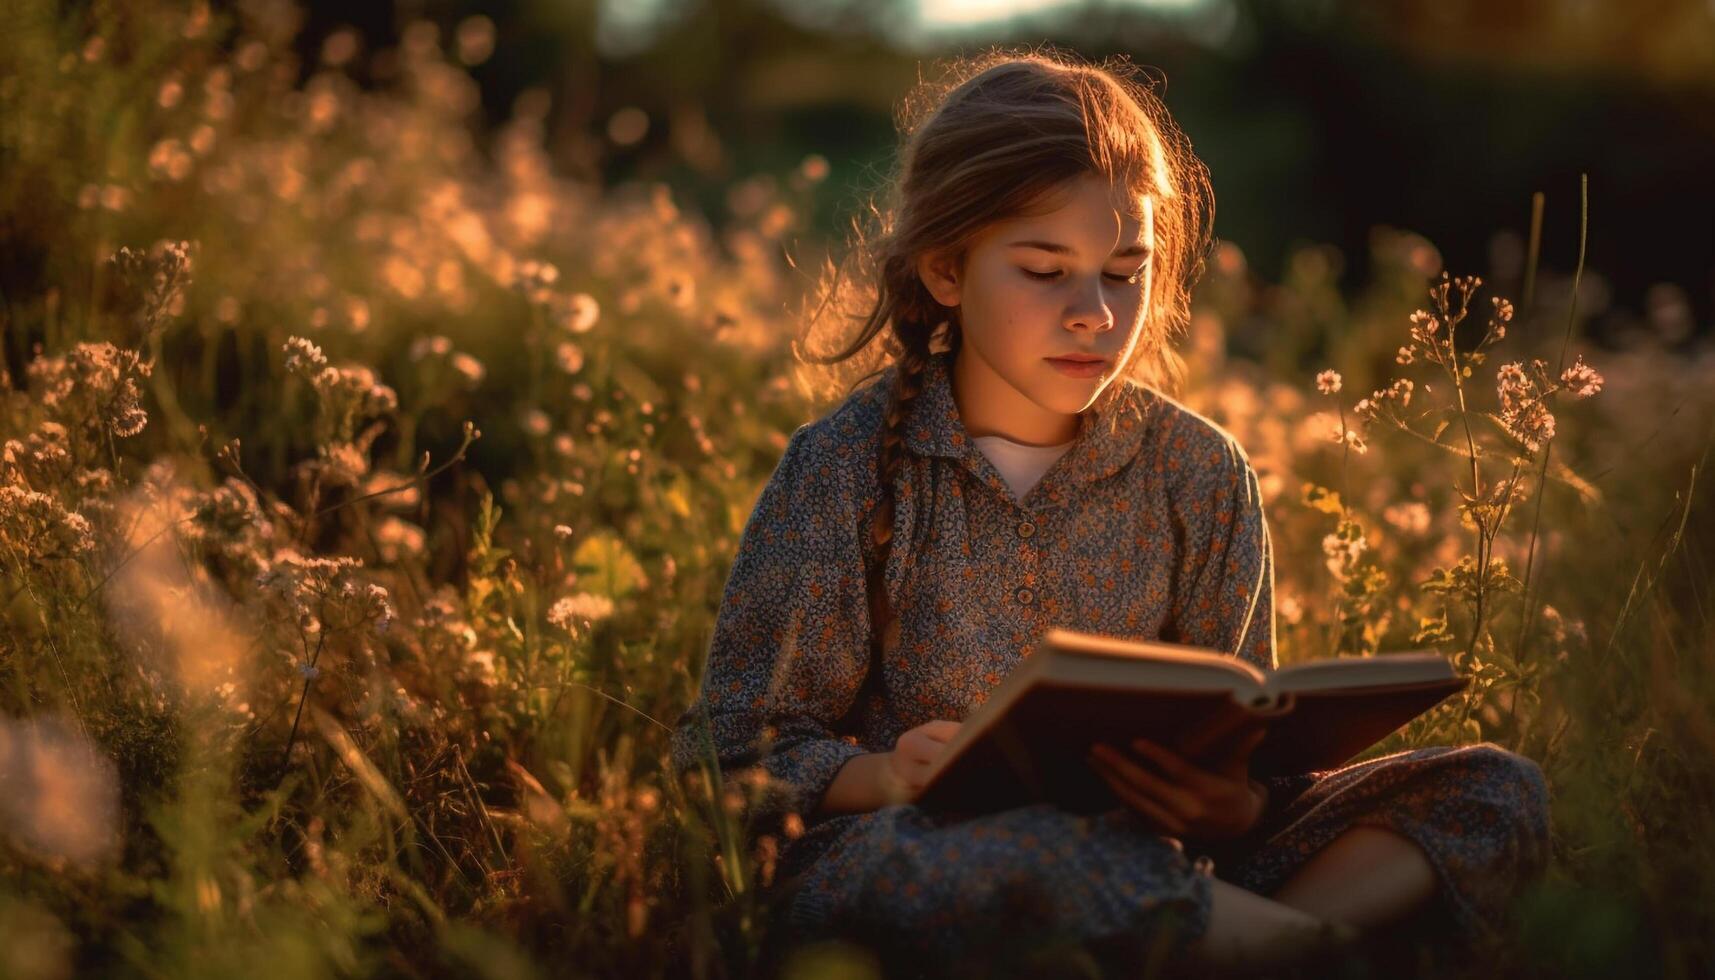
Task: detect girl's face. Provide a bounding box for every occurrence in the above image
[916,172,1155,446]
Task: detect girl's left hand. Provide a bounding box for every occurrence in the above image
[1086,726,1269,842]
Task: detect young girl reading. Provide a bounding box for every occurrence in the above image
[670,50,1551,976]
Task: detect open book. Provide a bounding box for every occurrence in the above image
[910,628,1468,816]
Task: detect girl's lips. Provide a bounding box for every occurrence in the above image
[1046,356,1107,378]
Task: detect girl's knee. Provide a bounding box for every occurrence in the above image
[1450,743,1553,848]
[1462,743,1549,800]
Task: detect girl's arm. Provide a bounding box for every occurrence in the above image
[669,421,877,833]
[818,717,964,816]
[1166,435,1276,673]
[819,751,897,814]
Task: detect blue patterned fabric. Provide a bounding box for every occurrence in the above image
[669,350,1550,967]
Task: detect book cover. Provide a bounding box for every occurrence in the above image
[910,628,1469,816]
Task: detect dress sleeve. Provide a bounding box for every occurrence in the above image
[668,422,874,831]
[1166,436,1277,673]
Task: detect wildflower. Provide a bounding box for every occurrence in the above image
[321,28,360,67]
[186,479,275,585]
[366,584,394,633]
[1358,377,1413,431]
[455,15,496,65]
[1383,501,1432,535]
[1406,310,1443,360]
[283,336,328,376]
[99,185,131,212]
[191,478,268,535]
[1,423,74,489]
[74,468,113,496]
[1559,354,1604,398]
[467,648,497,683]
[1485,296,1511,343]
[450,352,485,386]
[1389,378,1414,407]
[1492,360,1556,450]
[419,593,480,670]
[560,293,600,334]
[554,341,585,375]
[408,335,452,361]
[315,441,370,487]
[1315,370,1342,395]
[515,259,559,305]
[284,337,398,444]
[372,516,426,563]
[521,409,551,437]
[321,365,397,417]
[1396,345,1416,365]
[607,107,649,146]
[109,241,195,334]
[257,549,390,639]
[1509,401,1556,451]
[1321,520,1368,580]
[298,664,321,680]
[1495,362,1531,415]
[0,486,96,560]
[360,469,421,511]
[26,342,152,441]
[548,592,616,638]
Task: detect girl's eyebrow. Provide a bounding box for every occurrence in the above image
[1007,240,1153,258]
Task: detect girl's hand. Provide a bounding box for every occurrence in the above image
[1086,725,1269,842]
[880,719,962,804]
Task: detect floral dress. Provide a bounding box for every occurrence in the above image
[669,350,1551,972]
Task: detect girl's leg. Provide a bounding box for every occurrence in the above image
[1179,877,1356,973]
[1266,824,1438,929]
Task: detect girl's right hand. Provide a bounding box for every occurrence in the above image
[880,719,962,804]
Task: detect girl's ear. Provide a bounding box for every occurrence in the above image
[916,249,963,308]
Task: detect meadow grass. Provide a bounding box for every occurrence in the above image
[1,3,1711,978]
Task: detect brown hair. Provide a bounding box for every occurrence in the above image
[790,46,1215,692]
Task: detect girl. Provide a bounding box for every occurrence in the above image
[670,50,1550,977]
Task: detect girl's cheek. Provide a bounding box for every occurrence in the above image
[974,280,1043,328]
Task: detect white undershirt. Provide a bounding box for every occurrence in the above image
[973,433,1076,502]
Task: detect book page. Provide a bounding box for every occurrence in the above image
[1264,652,1455,695]
[1037,629,1269,687]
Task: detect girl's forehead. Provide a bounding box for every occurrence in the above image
[987,180,1153,252]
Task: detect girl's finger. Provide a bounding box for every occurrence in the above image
[1128,737,1196,783]
[1091,756,1185,835]
[1092,744,1199,820]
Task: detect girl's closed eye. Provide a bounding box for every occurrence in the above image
[1019,268,1146,284]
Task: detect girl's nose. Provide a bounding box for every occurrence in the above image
[1064,287,1114,332]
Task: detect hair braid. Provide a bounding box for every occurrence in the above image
[866,329,936,657]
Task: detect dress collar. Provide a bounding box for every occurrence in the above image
[900,349,1154,504]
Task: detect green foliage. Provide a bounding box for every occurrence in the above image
[0,2,1711,978]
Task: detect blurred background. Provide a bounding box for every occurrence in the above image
[296,0,1715,343]
[3,2,1713,976]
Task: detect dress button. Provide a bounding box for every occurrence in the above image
[1015,586,1035,605]
[1017,520,1036,539]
